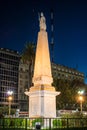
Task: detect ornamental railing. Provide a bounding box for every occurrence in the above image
[0,117,87,129]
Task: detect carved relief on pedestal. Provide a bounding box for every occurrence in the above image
[33,75,53,86]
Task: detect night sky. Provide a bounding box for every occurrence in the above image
[0,0,87,83]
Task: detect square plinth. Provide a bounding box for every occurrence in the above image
[28,90,59,118]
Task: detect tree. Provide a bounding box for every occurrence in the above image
[0,106,15,116]
[55,79,73,109]
[70,80,87,111]
[53,78,87,110]
[21,42,35,88]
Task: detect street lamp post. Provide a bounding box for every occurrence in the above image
[8,96,12,116]
[7,91,13,117]
[78,90,84,113]
[79,96,83,113]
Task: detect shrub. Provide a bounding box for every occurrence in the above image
[22,119,30,128]
[31,118,43,127]
[4,118,10,127]
[53,119,62,128]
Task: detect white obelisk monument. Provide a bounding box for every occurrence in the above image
[25,12,60,118]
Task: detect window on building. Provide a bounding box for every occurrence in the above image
[20,80,23,85]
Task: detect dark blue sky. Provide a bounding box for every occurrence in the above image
[0,0,87,82]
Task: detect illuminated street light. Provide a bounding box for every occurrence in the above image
[78,90,84,95]
[78,95,83,113]
[78,90,84,113]
[7,90,13,95]
[7,91,13,116]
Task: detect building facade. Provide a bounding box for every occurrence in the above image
[0,48,20,109]
[18,61,29,111]
[52,63,84,82]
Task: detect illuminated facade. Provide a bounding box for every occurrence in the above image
[52,63,84,82]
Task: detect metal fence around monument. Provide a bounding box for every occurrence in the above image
[0,117,87,130]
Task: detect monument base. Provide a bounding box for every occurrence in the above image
[25,89,60,118]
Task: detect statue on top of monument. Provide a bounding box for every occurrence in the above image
[39,12,46,31]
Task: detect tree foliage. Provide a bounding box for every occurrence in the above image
[21,42,35,87]
[0,106,15,117]
[53,78,87,110]
[22,43,35,64]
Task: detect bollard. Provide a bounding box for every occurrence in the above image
[35,122,41,130]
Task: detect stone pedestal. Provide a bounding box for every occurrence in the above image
[25,90,59,118]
